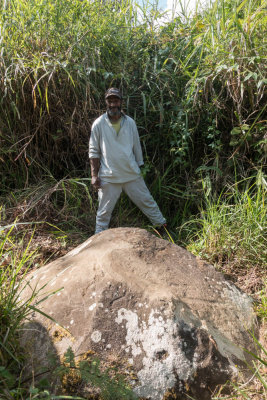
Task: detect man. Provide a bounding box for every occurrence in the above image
[89,87,166,234]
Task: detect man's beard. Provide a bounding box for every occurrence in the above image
[107,106,121,117]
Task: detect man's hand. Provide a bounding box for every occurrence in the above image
[91,175,101,190]
[90,158,100,190]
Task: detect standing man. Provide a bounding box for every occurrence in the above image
[89,87,166,234]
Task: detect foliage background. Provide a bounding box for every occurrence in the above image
[1,0,266,229]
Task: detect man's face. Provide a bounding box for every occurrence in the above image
[106,96,122,118]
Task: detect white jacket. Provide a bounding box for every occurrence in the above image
[89,113,144,183]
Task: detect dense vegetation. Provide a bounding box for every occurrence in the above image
[0,0,266,398]
[1,0,266,225]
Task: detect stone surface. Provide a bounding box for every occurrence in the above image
[21,228,257,399]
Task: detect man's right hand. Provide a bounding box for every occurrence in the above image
[91,176,101,190]
[90,158,100,190]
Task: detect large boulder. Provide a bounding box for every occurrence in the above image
[21,228,256,399]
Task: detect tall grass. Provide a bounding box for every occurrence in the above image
[0,225,39,392]
[0,0,266,207]
[182,170,266,272]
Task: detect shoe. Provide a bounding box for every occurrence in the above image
[154,224,168,237]
[154,224,175,242]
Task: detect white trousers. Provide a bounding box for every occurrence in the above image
[95,176,166,233]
